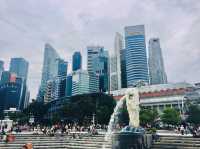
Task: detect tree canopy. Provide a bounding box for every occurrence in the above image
[23,101,49,123]
[187,104,200,125]
[161,108,181,126]
[140,107,159,127]
[61,93,116,125]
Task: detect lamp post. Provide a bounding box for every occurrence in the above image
[29,113,34,126]
[92,113,95,126]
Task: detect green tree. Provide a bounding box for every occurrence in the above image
[51,113,61,124]
[161,108,181,126]
[23,101,49,123]
[187,104,200,125]
[8,112,28,124]
[61,93,116,125]
[140,108,159,127]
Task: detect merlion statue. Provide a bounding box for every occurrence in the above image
[125,88,140,128]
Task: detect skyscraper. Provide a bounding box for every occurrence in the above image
[148,38,167,85]
[56,58,68,77]
[87,46,104,72]
[87,46,104,93]
[125,25,149,87]
[9,57,29,109]
[0,71,11,84]
[44,80,53,102]
[120,49,127,88]
[110,32,122,91]
[50,58,68,101]
[37,43,60,102]
[66,74,72,97]
[56,59,68,100]
[72,52,82,71]
[92,50,109,92]
[72,70,90,96]
[0,79,24,111]
[9,58,29,82]
[0,60,4,80]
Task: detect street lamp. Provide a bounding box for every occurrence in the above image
[92,113,95,126]
[29,114,34,125]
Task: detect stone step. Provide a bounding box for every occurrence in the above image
[158,139,200,144]
[0,145,111,149]
[8,137,106,141]
[153,141,200,147]
[0,134,111,149]
[159,136,200,140]
[0,143,111,147]
[14,134,105,137]
[0,143,111,149]
[0,140,110,145]
[13,136,106,140]
[0,139,110,145]
[13,136,105,139]
[151,146,200,149]
[151,135,200,149]
[0,140,111,146]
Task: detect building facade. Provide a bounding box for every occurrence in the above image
[148,38,167,85]
[72,52,82,71]
[110,32,122,91]
[88,73,99,94]
[66,74,72,97]
[110,82,195,113]
[0,60,4,81]
[56,58,68,77]
[43,58,68,102]
[52,76,67,101]
[9,58,29,109]
[120,49,127,88]
[0,71,11,84]
[0,81,24,112]
[44,80,53,102]
[87,46,104,93]
[9,58,29,82]
[125,25,149,87]
[72,70,90,96]
[92,50,109,92]
[37,43,60,102]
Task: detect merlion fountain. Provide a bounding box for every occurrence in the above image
[103,88,152,149]
[125,88,140,128]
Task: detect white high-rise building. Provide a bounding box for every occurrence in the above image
[72,70,90,96]
[110,32,122,91]
[148,38,167,85]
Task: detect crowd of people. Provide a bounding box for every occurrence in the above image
[175,124,200,137]
[38,123,105,137]
[0,123,107,141]
[0,122,107,148]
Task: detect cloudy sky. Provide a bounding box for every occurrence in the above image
[0,0,200,99]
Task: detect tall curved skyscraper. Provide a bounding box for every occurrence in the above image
[125,25,149,87]
[148,38,167,84]
[37,43,60,102]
